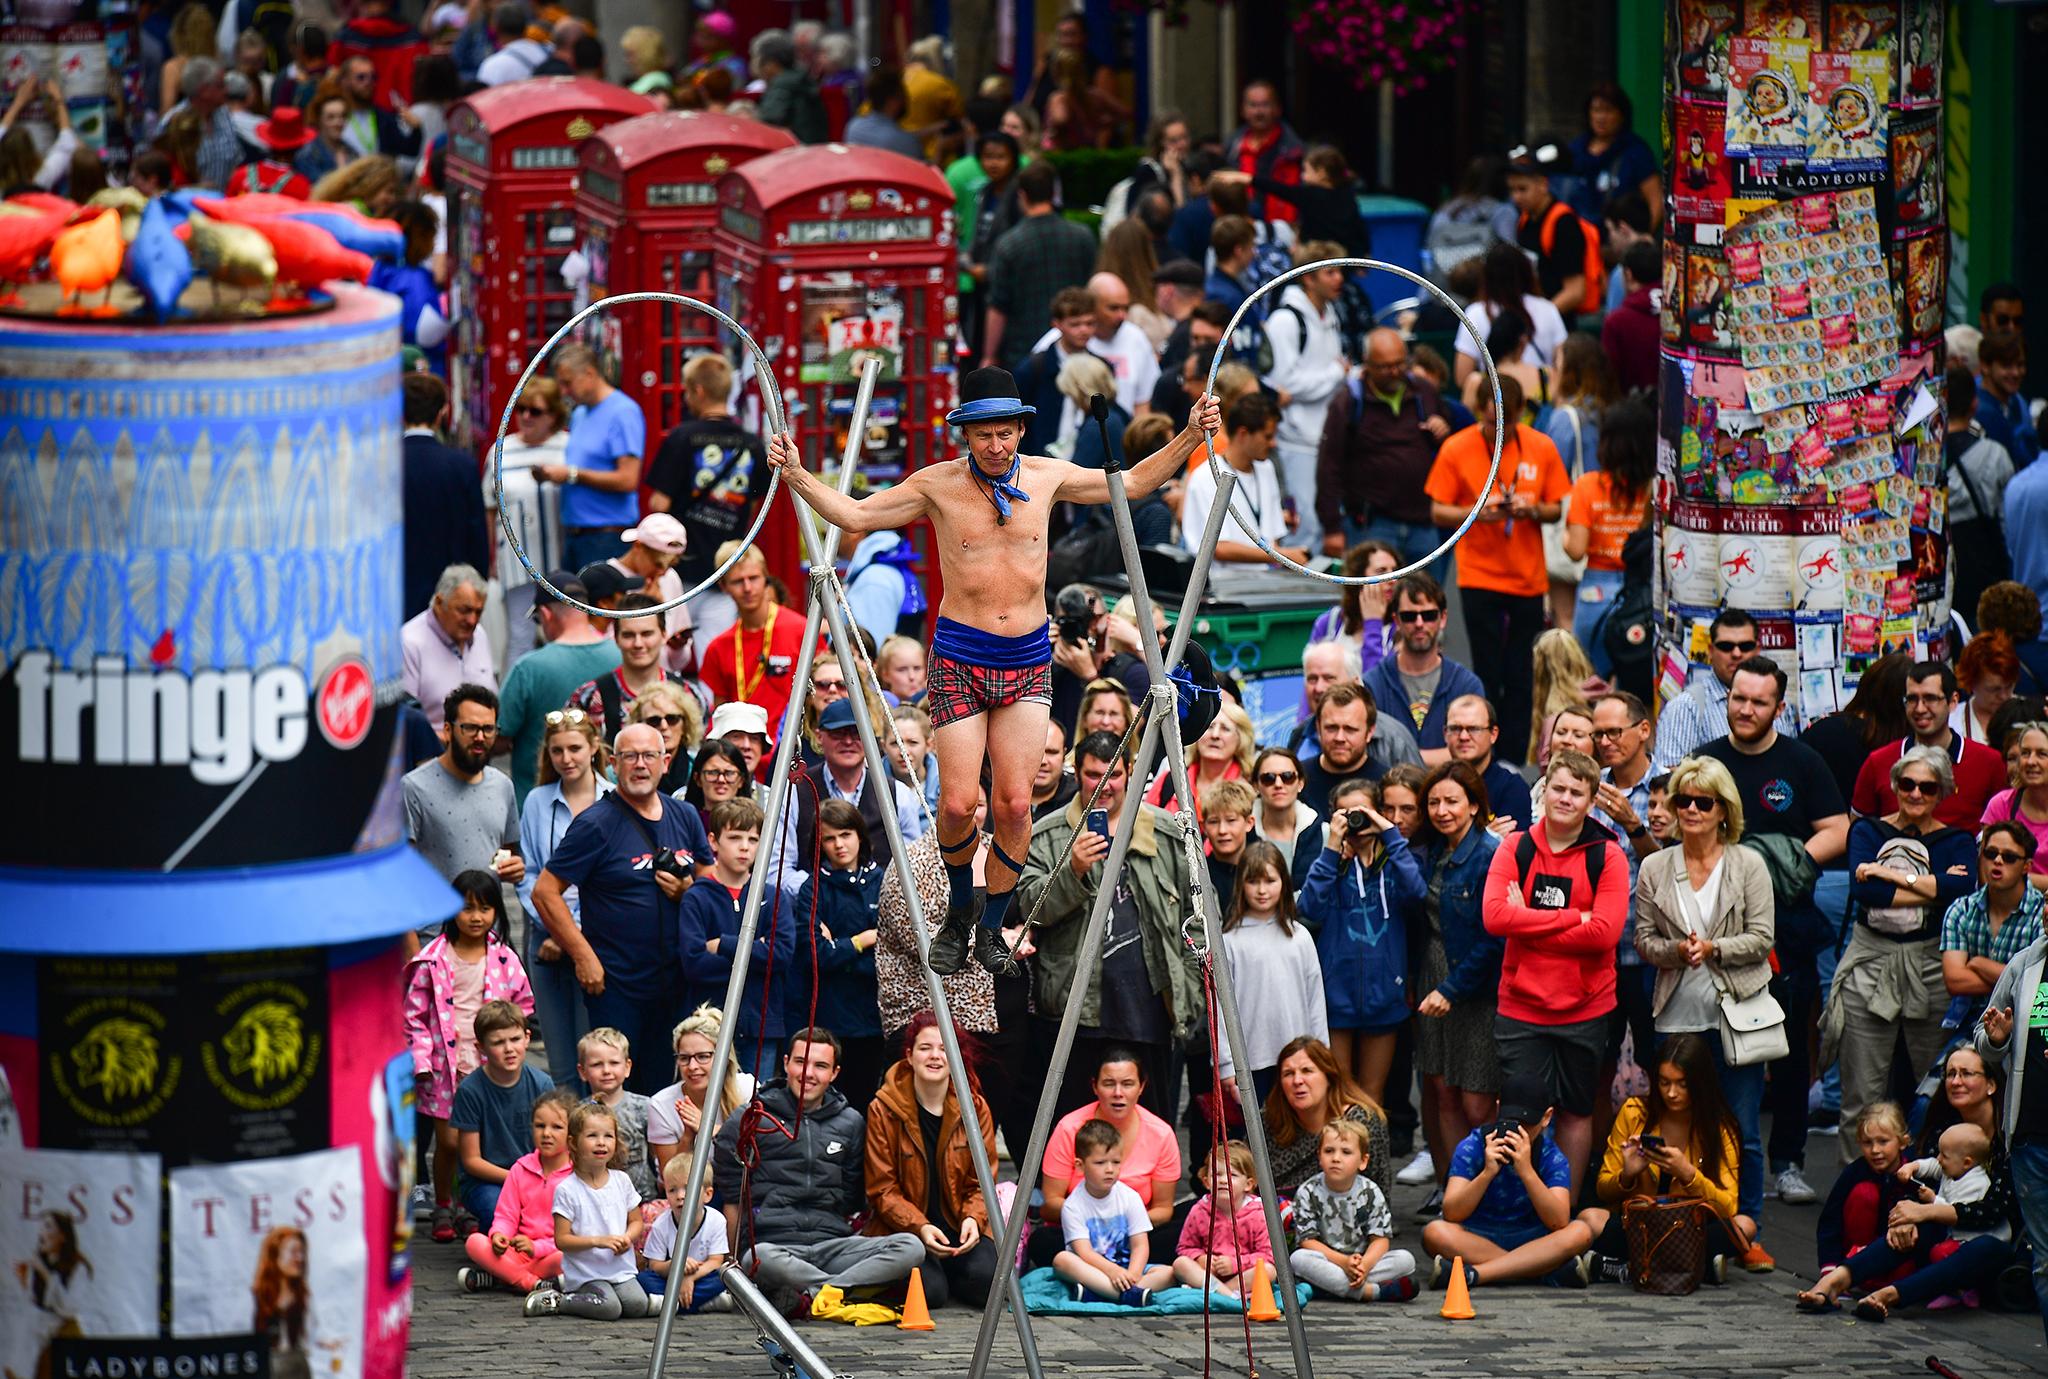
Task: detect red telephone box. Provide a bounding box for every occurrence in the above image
[711,144,958,605]
[574,112,795,440]
[445,77,653,455]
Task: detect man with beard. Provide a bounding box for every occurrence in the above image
[1653,608,1789,772]
[1289,643,1423,774]
[404,683,524,927]
[532,722,711,1096]
[1298,682,1390,810]
[1362,573,1484,764]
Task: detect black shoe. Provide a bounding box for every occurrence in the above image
[1413,1186,1443,1220]
[972,922,1019,976]
[927,900,977,976]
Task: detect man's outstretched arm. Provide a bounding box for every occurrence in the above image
[1056,395,1220,505]
[766,432,931,536]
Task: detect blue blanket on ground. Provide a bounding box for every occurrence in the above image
[1017,1267,1313,1316]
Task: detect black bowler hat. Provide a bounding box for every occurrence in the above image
[946,366,1037,426]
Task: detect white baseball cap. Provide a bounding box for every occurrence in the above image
[709,702,771,740]
[621,512,687,554]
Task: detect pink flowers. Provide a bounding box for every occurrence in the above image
[1288,0,1478,91]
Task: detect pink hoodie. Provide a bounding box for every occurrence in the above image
[1177,1192,1274,1273]
[490,1151,573,1245]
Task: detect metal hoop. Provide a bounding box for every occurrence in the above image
[489,291,791,621]
[1203,257,1507,586]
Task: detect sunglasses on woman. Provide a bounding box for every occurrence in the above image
[543,709,588,727]
[1895,777,1941,796]
[1671,792,1718,812]
[516,404,551,418]
[640,713,687,729]
[1256,770,1299,786]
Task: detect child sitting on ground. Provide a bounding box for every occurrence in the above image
[1420,1072,1594,1291]
[1288,1119,1417,1301]
[460,1088,578,1294]
[446,998,553,1237]
[526,1103,649,1319]
[1054,1118,1177,1306]
[636,1152,731,1312]
[1172,1141,1275,1298]
[1900,1122,1993,1212]
[578,1028,657,1201]
[1814,1102,1916,1274]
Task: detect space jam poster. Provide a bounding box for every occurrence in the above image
[36,949,330,1163]
[1725,35,1810,157]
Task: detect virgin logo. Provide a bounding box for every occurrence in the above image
[317,658,374,749]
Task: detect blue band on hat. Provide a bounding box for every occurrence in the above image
[945,397,1037,425]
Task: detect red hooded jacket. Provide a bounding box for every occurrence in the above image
[1481,817,1630,1026]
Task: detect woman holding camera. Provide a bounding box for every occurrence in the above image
[1299,779,1425,1107]
[1577,1032,1756,1284]
[1631,755,1776,1229]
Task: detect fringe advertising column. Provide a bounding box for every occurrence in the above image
[1657,0,1951,717]
[0,285,453,1379]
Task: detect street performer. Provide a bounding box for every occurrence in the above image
[767,368,1221,977]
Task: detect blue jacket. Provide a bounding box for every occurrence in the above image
[1361,654,1486,754]
[678,875,801,1038]
[1298,826,1425,1029]
[788,863,884,1038]
[1418,826,1504,1005]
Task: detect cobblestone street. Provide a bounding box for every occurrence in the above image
[409,1148,2045,1379]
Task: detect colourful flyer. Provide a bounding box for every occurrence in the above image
[1809,50,1888,172]
[1726,36,1811,158]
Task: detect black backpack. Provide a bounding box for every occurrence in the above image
[1600,522,1657,695]
[1513,826,1608,909]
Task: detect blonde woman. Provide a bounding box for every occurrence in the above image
[1057,350,1121,463]
[620,26,675,97]
[517,708,612,1081]
[1632,754,1775,1228]
[489,377,569,671]
[1076,677,1135,742]
[628,682,702,795]
[647,1005,756,1174]
[1528,627,1606,767]
[160,3,217,114]
[311,153,400,217]
[1147,701,1255,830]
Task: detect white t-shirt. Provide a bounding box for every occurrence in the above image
[1059,1180,1152,1266]
[1454,295,1570,367]
[1656,857,1724,1034]
[646,1074,756,1147]
[552,1169,643,1287]
[643,1200,729,1265]
[1027,323,1159,421]
[1181,454,1288,559]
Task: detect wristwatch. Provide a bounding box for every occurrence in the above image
[1627,823,1650,839]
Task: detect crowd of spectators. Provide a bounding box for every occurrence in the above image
[88,0,2045,1342]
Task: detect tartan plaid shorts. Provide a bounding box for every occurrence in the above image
[927,655,1053,729]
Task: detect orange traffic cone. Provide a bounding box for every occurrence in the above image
[1440,1256,1476,1320]
[898,1266,935,1331]
[1245,1259,1281,1322]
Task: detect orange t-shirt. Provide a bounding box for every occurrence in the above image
[1423,423,1570,597]
[1565,471,1649,572]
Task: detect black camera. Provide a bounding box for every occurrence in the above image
[1055,586,1097,647]
[652,847,690,880]
[1345,809,1372,834]
[1489,1118,1523,1141]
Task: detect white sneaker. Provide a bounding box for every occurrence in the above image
[1775,1167,1817,1205]
[1395,1149,1435,1185]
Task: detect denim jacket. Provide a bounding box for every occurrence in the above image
[1419,825,1503,1006]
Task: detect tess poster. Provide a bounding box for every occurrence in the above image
[170,1146,366,1379]
[0,1146,161,1379]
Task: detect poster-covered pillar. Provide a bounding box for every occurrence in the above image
[0,286,454,1379]
[1655,0,1951,716]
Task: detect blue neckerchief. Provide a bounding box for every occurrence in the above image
[970,456,1031,523]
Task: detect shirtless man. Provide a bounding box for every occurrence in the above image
[768,367,1220,976]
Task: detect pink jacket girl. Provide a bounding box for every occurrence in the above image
[404,929,534,1119]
